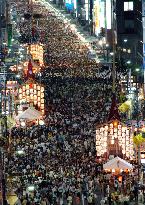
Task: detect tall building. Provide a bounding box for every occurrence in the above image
[116,0,142,65]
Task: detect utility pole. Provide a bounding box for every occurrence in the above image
[111,0,116,92]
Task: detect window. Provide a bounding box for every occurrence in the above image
[124,1,133,11]
[124,19,134,33]
[125,19,134,29]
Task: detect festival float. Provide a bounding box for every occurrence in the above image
[96,94,134,160]
[17,59,45,115]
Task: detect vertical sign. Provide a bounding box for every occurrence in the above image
[106,0,112,29]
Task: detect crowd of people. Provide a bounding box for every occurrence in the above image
[8,123,100,205]
[6,0,136,205]
[7,121,144,205]
[7,74,115,204]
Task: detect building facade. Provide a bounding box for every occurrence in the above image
[116,0,142,65]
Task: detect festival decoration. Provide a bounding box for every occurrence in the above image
[18,80,45,114]
[108,94,120,121]
[96,93,134,159]
[27,44,44,66]
[27,59,34,79]
[96,121,134,159]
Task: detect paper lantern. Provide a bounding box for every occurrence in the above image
[26,90,30,95]
[110,123,113,128]
[41,99,44,104]
[110,128,113,135]
[30,94,34,100]
[122,127,126,132]
[37,86,40,90]
[19,94,23,99]
[113,120,118,128]
[33,84,37,89]
[34,95,37,100]
[26,84,29,89]
[105,125,108,130]
[37,91,40,96]
[22,86,26,91]
[30,89,33,94]
[118,125,122,129]
[41,93,44,98]
[111,139,114,144]
[19,88,22,93]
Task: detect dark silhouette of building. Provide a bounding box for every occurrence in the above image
[116,0,142,65]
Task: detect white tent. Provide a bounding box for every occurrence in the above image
[103,156,133,170]
[15,107,42,120]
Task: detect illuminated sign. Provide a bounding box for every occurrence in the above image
[93,0,106,35]
[65,0,74,11]
[106,0,112,29]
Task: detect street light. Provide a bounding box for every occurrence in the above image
[135,68,140,72]
[110,52,114,56]
[127,60,131,64]
[124,39,128,43]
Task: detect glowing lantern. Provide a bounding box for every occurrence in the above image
[41,99,44,104]
[41,93,44,98]
[19,88,22,93]
[96,121,134,159]
[37,86,40,90]
[37,91,40,96]
[19,94,23,99]
[34,95,37,100]
[30,89,33,94]
[26,90,30,95]
[33,84,36,89]
[26,84,29,89]
[113,120,118,128]
[22,86,26,91]
[41,87,44,92]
